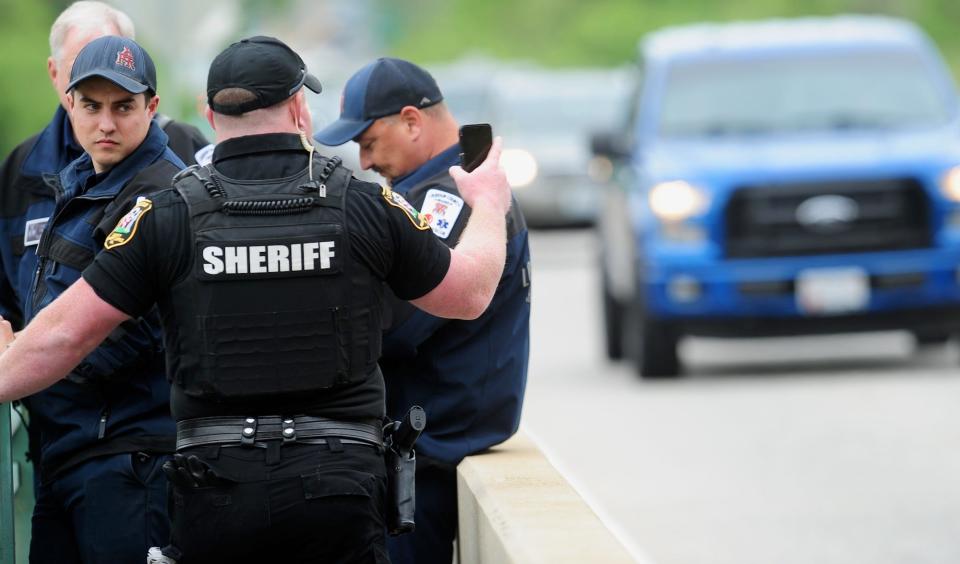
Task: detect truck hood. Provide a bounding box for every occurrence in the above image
[642,128,960,180]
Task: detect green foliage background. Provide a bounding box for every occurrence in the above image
[381,0,960,70]
[2,0,960,155]
[0,0,60,155]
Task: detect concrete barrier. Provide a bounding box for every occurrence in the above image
[457,431,636,564]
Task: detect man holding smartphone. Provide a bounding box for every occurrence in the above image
[315,57,531,564]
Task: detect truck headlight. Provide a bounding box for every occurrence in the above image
[941,166,960,202]
[502,149,538,188]
[648,180,708,221]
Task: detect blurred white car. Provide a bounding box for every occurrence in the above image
[480,66,632,227]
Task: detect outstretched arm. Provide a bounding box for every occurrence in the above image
[0,279,130,402]
[411,137,511,319]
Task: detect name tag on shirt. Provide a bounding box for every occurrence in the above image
[24,217,49,246]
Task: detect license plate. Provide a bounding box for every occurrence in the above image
[796,267,869,315]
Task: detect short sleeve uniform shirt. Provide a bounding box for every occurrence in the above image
[83,133,451,420]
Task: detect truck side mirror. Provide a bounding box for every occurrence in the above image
[591,131,631,161]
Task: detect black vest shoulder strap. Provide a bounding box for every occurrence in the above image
[173,153,354,218]
[173,164,223,217]
[309,154,351,208]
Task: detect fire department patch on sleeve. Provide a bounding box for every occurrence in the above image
[419,188,465,239]
[381,186,430,230]
[104,198,153,249]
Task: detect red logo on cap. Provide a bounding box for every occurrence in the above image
[115,47,136,71]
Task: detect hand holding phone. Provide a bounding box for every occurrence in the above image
[459,124,493,172]
[449,136,511,216]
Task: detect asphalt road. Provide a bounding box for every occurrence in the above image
[520,228,960,564]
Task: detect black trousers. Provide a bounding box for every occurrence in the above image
[170,441,389,564]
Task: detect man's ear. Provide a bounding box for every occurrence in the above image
[204,106,217,131]
[47,56,58,89]
[66,91,75,112]
[146,95,160,118]
[288,93,301,124]
[398,106,423,139]
[291,90,313,137]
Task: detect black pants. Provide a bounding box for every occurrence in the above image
[170,441,389,564]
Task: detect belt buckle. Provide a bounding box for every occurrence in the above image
[241,417,257,446]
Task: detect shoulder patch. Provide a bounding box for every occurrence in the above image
[104,198,153,249]
[381,186,429,230]
[420,188,465,239]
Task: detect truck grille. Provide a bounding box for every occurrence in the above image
[724,178,931,258]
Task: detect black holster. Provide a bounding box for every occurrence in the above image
[385,445,417,535]
[383,406,426,536]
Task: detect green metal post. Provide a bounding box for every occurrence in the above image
[0,402,14,564]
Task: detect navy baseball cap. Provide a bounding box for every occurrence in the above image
[207,36,322,116]
[66,35,157,94]
[314,57,443,146]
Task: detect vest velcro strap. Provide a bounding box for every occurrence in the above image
[176,415,383,450]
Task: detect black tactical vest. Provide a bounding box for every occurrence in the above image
[168,155,382,400]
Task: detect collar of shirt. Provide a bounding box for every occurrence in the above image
[59,120,171,199]
[20,106,84,179]
[391,144,460,195]
[212,133,313,180]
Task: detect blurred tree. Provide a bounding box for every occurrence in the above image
[0,0,58,155]
[238,0,294,33]
[2,0,959,158]
[378,0,960,81]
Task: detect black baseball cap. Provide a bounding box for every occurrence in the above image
[207,36,322,116]
[313,57,443,146]
[66,35,157,94]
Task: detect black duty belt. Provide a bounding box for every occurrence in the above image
[176,415,383,451]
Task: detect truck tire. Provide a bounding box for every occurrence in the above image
[623,301,681,377]
[912,330,951,347]
[602,283,625,360]
[638,319,680,378]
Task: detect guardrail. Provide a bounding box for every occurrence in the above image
[457,431,636,563]
[1,403,15,564]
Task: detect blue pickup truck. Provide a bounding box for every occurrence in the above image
[593,16,960,377]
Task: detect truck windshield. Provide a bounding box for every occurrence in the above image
[659,50,954,138]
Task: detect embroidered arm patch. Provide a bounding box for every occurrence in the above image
[420,188,465,239]
[381,186,430,230]
[104,198,153,249]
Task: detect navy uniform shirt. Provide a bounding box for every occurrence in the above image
[0,107,207,479]
[0,118,184,478]
[381,144,531,464]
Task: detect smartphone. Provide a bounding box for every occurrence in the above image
[459,124,493,172]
